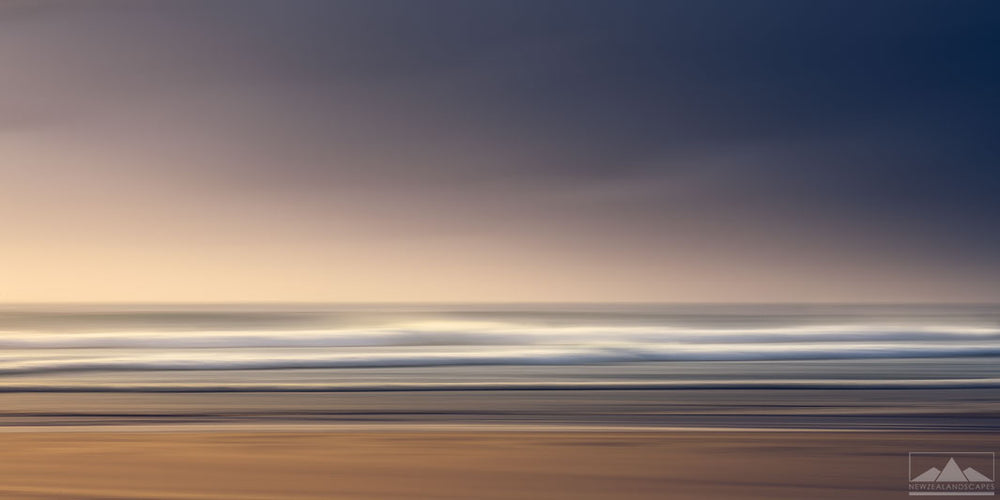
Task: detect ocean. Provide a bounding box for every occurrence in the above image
[0,303,998,430]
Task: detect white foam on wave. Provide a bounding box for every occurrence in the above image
[0,341,998,374]
[0,321,996,349]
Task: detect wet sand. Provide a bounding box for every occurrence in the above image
[0,430,994,499]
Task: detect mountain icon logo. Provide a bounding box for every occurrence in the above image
[913,457,993,483]
[910,452,995,496]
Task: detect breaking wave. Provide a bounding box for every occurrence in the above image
[0,320,996,377]
[0,321,996,349]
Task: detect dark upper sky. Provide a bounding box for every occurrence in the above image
[1,0,998,302]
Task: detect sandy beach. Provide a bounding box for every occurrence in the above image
[0,429,993,499]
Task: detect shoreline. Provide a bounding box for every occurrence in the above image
[0,388,996,432]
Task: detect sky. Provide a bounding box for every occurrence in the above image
[1,0,998,303]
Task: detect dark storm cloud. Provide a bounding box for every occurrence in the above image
[18,2,998,183]
[158,1,999,184]
[155,0,998,257]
